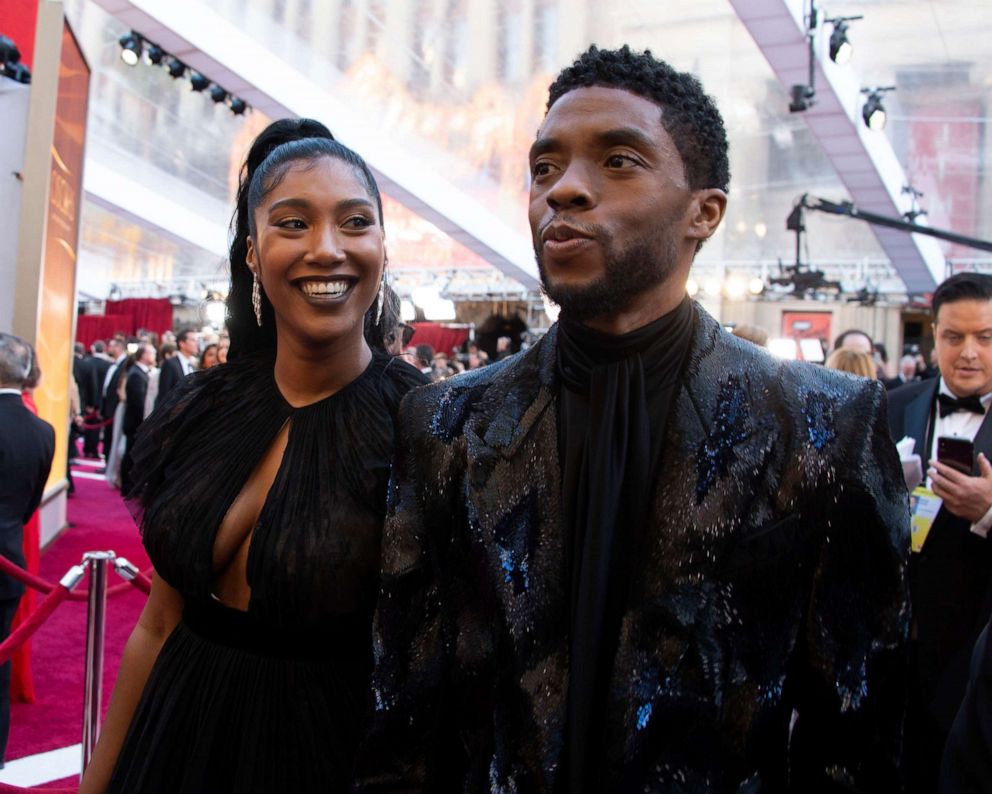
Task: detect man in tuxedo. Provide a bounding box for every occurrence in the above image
[100,337,127,463]
[80,341,111,458]
[0,333,54,765]
[155,328,197,411]
[120,343,155,495]
[888,271,992,792]
[361,46,909,792]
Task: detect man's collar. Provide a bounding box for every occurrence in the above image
[0,388,23,397]
[938,377,992,405]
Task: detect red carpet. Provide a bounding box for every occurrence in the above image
[8,465,150,762]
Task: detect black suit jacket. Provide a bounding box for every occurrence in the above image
[361,306,910,792]
[0,394,55,600]
[887,378,992,729]
[155,356,186,411]
[77,355,109,411]
[940,618,992,792]
[123,366,149,439]
[101,357,126,419]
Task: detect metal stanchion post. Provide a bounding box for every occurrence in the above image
[81,551,115,772]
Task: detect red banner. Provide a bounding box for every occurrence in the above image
[0,0,38,68]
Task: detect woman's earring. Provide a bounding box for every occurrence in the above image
[374,275,385,325]
[252,272,263,327]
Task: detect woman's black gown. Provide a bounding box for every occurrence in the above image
[107,349,426,793]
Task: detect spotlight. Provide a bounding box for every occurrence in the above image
[0,34,21,67]
[166,57,186,79]
[828,21,852,65]
[861,86,894,131]
[789,83,815,113]
[229,97,248,115]
[0,34,30,83]
[189,71,209,92]
[703,278,722,298]
[748,277,765,296]
[118,31,142,66]
[724,276,747,301]
[3,62,30,84]
[209,85,228,104]
[685,278,700,298]
[146,44,165,65]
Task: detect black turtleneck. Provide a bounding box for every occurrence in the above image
[556,296,695,793]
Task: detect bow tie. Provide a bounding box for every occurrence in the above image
[938,392,986,418]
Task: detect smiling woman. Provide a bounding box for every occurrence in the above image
[78,122,428,794]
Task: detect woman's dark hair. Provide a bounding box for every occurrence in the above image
[226,119,334,360]
[239,136,388,357]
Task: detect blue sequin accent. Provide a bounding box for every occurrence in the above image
[803,392,836,451]
[430,384,488,442]
[696,377,750,503]
[636,702,653,731]
[493,492,539,595]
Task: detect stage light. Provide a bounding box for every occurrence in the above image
[189,71,209,92]
[748,277,765,296]
[118,31,142,66]
[686,278,700,298]
[861,87,894,131]
[829,21,852,64]
[209,85,228,104]
[0,34,30,84]
[768,338,798,360]
[229,97,248,115]
[0,35,19,68]
[400,299,417,322]
[789,83,815,113]
[166,57,186,79]
[146,44,165,65]
[703,278,722,298]
[724,276,747,301]
[205,299,226,328]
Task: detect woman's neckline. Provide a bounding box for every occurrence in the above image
[271,349,382,411]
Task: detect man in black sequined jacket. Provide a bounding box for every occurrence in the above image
[359,47,910,793]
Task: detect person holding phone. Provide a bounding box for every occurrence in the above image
[888,271,992,792]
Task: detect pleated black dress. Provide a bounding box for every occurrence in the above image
[107,349,426,793]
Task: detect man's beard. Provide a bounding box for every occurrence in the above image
[535,223,681,323]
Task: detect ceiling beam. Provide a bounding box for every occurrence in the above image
[729,0,945,293]
[91,0,539,289]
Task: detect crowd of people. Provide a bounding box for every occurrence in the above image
[2,44,990,793]
[70,329,227,489]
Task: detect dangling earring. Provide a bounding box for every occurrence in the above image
[374,276,385,325]
[252,271,263,327]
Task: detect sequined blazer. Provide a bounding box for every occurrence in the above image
[360,306,910,793]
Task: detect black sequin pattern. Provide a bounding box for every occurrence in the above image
[359,306,910,793]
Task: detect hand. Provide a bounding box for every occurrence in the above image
[929,453,992,523]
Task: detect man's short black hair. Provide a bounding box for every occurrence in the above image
[933,272,992,321]
[546,45,730,193]
[176,328,197,346]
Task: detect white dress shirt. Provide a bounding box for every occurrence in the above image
[177,353,195,376]
[929,379,992,535]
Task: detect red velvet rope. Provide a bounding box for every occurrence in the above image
[0,586,71,666]
[0,556,152,601]
[0,785,76,793]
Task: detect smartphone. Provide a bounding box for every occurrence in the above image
[937,436,975,475]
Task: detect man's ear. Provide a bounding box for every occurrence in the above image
[686,189,728,244]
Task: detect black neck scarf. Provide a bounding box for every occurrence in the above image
[556,297,695,793]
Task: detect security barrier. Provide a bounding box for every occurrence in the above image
[0,552,153,791]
